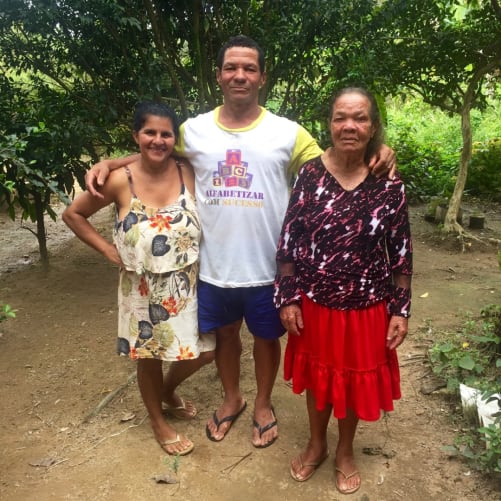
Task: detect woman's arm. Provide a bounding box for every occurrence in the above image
[63,171,126,266]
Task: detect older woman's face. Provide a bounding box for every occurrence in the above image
[330,93,375,154]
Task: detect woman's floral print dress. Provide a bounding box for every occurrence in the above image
[113,163,203,361]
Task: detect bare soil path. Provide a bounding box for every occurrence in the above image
[0,202,500,501]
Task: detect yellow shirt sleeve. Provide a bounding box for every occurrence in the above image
[288,125,323,176]
[174,123,186,156]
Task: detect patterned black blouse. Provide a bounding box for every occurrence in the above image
[275,156,412,317]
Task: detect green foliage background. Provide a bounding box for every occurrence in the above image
[386,96,501,201]
[0,0,499,253]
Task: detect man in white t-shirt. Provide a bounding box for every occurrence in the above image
[85,35,395,449]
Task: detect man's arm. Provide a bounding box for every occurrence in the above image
[84,154,140,198]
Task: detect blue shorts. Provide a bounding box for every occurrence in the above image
[198,280,285,340]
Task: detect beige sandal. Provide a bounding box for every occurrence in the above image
[163,398,197,420]
[335,467,361,494]
[290,451,329,482]
[158,434,194,456]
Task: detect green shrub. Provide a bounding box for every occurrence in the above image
[465,138,501,200]
[386,94,501,201]
[388,127,458,202]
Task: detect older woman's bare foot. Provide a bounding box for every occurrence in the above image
[290,445,329,482]
[334,455,360,494]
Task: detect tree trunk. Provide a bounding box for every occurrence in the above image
[34,192,49,269]
[443,103,472,233]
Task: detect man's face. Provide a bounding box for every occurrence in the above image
[216,46,266,106]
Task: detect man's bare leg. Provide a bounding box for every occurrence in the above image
[206,320,247,441]
[251,336,281,447]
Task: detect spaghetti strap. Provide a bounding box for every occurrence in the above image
[124,166,137,198]
[174,159,185,189]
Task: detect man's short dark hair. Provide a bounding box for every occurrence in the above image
[216,35,265,73]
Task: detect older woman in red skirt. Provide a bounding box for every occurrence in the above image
[274,87,412,495]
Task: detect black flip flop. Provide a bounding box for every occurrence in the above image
[205,401,248,442]
[252,406,278,448]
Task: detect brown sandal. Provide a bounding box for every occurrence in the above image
[335,467,361,494]
[163,398,197,420]
[158,434,194,456]
[290,451,329,482]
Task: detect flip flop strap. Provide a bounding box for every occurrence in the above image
[213,405,245,430]
[336,468,360,480]
[160,433,180,445]
[253,418,277,437]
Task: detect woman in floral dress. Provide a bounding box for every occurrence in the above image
[63,102,214,456]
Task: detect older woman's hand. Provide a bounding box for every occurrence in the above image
[386,316,408,350]
[279,304,304,335]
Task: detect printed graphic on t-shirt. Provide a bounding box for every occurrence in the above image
[213,149,252,188]
[205,149,264,208]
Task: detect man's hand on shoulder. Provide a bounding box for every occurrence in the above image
[369,144,397,179]
[85,161,111,199]
[85,153,140,198]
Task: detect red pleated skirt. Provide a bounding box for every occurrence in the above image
[283,295,401,421]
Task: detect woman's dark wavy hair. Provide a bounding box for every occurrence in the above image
[132,101,180,141]
[329,87,385,163]
[216,35,265,73]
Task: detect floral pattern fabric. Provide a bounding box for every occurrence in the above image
[113,164,206,361]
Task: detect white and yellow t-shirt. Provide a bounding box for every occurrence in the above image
[177,106,321,288]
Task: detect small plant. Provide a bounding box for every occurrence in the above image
[446,423,501,473]
[478,424,501,472]
[428,307,500,391]
[152,453,182,485]
[163,453,181,474]
[431,306,501,472]
[0,303,16,323]
[446,392,501,473]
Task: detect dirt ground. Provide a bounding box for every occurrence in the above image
[0,201,500,501]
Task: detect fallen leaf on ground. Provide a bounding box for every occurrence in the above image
[152,473,178,484]
[29,457,57,467]
[120,411,136,422]
[362,446,382,455]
